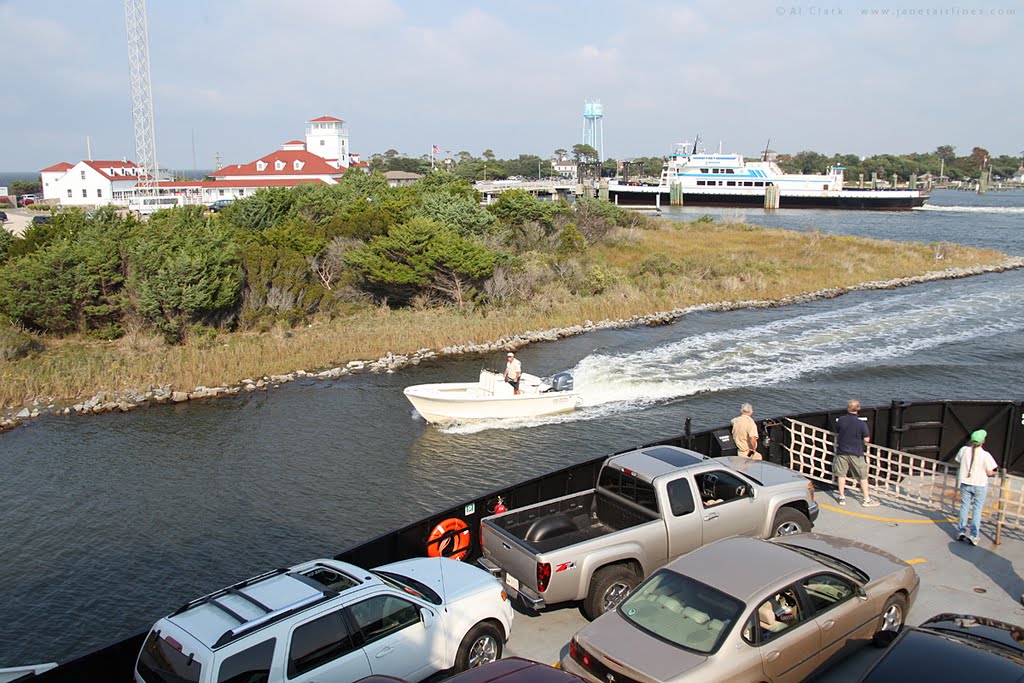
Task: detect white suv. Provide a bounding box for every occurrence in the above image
[134,556,514,683]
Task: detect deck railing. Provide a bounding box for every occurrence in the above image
[785,419,1024,541]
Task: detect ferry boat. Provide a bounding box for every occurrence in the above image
[609,142,929,210]
[18,399,1024,681]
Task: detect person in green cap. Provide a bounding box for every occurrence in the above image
[955,429,998,545]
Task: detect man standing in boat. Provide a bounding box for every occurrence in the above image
[504,352,522,395]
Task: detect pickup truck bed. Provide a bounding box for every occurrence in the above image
[488,490,656,554]
[480,447,818,620]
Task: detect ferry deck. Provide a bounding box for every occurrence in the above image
[503,489,1024,681]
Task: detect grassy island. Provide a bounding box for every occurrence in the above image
[0,172,1011,413]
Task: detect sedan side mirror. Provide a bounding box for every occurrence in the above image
[420,608,436,628]
[855,586,868,601]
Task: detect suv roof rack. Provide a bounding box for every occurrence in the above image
[211,584,337,648]
[172,563,357,649]
[172,567,292,617]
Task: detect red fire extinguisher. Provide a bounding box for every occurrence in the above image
[493,496,507,514]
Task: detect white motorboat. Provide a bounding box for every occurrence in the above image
[404,369,579,424]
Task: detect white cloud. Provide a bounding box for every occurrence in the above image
[0,0,1020,170]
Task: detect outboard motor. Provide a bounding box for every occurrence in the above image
[549,372,574,392]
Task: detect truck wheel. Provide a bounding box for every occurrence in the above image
[871,594,907,647]
[583,565,637,620]
[455,622,503,671]
[771,508,811,537]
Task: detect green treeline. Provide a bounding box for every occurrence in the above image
[0,171,650,350]
[776,145,1021,182]
[372,145,1022,183]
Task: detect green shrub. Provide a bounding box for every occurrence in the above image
[0,228,11,263]
[582,264,619,295]
[126,209,242,342]
[0,317,44,360]
[638,253,677,278]
[557,224,586,255]
[238,243,326,327]
[345,217,498,306]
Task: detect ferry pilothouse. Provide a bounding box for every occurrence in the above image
[609,142,929,210]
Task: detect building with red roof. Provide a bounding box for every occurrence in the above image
[39,116,365,210]
[40,159,146,207]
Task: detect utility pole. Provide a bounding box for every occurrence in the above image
[125,0,159,193]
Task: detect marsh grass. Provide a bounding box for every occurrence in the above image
[0,222,1007,409]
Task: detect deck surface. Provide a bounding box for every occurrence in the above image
[501,489,1024,680]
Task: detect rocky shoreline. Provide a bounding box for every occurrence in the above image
[3,257,1022,433]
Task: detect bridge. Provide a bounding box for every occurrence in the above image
[473,179,586,204]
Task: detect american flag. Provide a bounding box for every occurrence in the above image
[432,145,440,155]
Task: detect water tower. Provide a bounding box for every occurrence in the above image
[582,98,604,162]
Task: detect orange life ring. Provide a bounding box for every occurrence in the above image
[426,517,471,562]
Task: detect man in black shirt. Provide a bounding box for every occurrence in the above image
[834,400,880,507]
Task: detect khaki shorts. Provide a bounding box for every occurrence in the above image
[834,454,868,481]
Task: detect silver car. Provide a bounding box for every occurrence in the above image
[562,534,919,683]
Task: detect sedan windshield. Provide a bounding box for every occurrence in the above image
[619,570,744,654]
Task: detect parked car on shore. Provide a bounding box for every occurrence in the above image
[562,534,920,683]
[208,198,234,212]
[858,613,1024,682]
[479,445,818,619]
[135,556,513,683]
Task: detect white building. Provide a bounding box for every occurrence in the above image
[40,159,145,206]
[304,115,350,168]
[552,156,578,181]
[39,116,368,209]
[384,171,424,187]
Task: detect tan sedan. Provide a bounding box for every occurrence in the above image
[562,534,919,683]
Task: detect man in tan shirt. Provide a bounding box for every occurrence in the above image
[731,403,760,459]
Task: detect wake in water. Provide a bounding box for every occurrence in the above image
[919,205,1024,214]
[439,283,1024,434]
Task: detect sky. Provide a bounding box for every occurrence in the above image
[1,0,1020,171]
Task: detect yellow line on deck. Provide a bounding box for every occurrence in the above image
[905,558,927,565]
[819,502,955,524]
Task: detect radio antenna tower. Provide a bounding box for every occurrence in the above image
[125,0,159,193]
[582,98,604,162]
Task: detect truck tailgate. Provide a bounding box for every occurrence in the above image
[481,520,539,594]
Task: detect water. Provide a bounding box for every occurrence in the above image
[1,189,1023,665]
